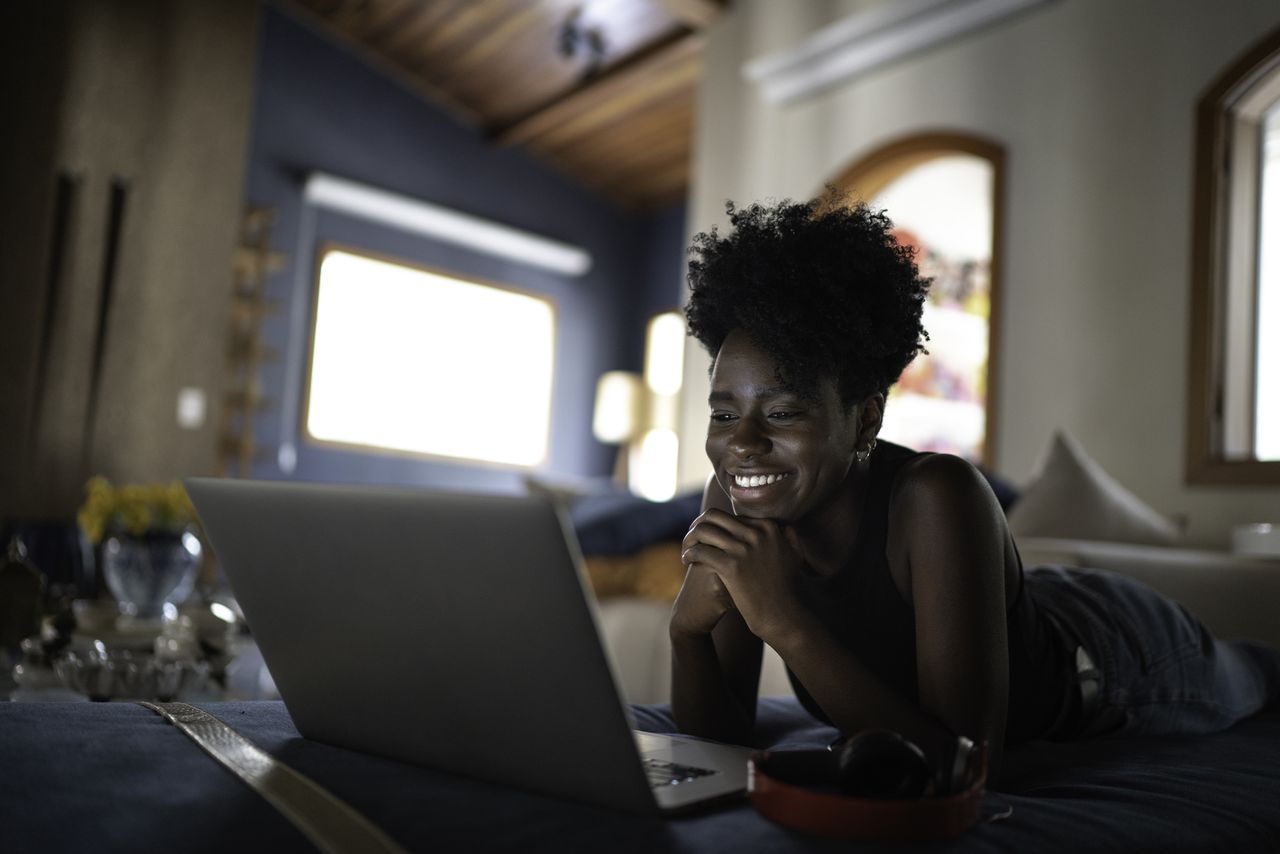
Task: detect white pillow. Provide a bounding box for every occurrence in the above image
[1007,431,1181,546]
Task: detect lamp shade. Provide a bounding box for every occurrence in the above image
[644,312,686,397]
[592,371,645,444]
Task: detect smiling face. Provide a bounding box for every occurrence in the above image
[706,329,877,523]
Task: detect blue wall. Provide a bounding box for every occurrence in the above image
[639,203,689,320]
[242,6,686,493]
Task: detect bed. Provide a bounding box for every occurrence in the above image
[3,697,1279,852]
[8,442,1278,851]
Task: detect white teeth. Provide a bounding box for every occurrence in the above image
[734,473,789,488]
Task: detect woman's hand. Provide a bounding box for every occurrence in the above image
[670,520,738,638]
[677,508,808,644]
[669,479,767,743]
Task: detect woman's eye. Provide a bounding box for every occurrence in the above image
[709,412,737,424]
[768,410,800,420]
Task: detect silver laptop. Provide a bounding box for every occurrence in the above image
[185,478,752,814]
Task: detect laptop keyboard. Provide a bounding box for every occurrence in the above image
[643,757,717,788]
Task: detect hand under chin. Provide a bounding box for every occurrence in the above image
[730,500,790,521]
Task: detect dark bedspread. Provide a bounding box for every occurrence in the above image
[3,698,1278,853]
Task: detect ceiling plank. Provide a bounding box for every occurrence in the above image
[497,30,702,147]
[517,57,697,153]
[427,0,568,87]
[275,0,483,127]
[545,107,692,176]
[362,0,450,49]
[361,0,424,36]
[370,0,463,55]
[656,0,723,30]
[307,0,426,43]
[330,0,385,34]
[537,82,693,159]
[403,0,527,80]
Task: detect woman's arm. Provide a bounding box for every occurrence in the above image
[896,453,1010,776]
[780,455,1009,774]
[669,477,764,743]
[714,455,1010,775]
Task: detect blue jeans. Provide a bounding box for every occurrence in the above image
[1028,565,1280,738]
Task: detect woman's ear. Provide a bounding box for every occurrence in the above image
[855,393,885,448]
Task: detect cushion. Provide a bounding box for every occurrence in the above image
[582,542,686,602]
[1007,431,1180,546]
[569,490,703,557]
[524,475,704,558]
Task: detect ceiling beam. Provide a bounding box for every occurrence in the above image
[530,81,695,162]
[544,102,692,172]
[495,29,703,148]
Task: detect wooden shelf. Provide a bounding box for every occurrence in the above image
[218,205,284,478]
[228,299,282,323]
[217,434,272,456]
[225,337,280,364]
[223,387,275,413]
[232,246,287,278]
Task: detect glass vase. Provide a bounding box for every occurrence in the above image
[101,530,202,622]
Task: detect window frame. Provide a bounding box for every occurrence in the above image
[1186,26,1280,485]
[300,243,559,469]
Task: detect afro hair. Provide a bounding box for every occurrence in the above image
[685,193,930,407]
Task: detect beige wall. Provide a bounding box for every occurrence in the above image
[677,0,1280,547]
[0,0,259,518]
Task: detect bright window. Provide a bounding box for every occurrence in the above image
[834,134,1003,464]
[1220,66,1280,462]
[1188,27,1280,481]
[304,249,555,466]
[873,155,994,462]
[1254,104,1280,460]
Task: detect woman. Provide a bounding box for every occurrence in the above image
[669,195,1280,778]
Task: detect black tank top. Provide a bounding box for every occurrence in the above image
[784,441,1071,745]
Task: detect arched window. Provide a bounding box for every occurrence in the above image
[1187,26,1280,484]
[831,133,1005,465]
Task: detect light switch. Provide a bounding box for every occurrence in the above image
[176,387,206,429]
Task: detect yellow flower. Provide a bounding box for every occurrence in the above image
[86,476,112,500]
[122,505,151,536]
[76,476,199,543]
[77,508,104,545]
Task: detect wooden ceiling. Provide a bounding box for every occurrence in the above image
[281,0,726,210]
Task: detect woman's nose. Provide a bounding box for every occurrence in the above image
[729,418,770,458]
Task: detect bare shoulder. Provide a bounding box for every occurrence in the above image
[886,451,1019,605]
[891,452,1003,522]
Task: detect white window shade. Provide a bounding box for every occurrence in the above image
[305,250,555,467]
